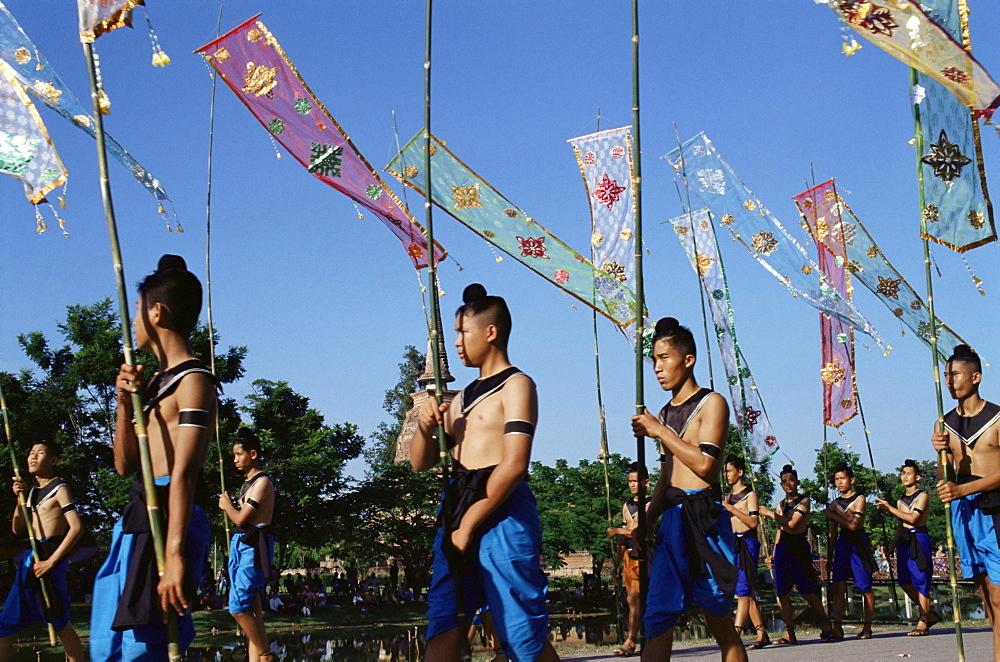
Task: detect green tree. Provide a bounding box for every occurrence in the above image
[243,379,364,568]
[365,345,423,466]
[529,454,631,573]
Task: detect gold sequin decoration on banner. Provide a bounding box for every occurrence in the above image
[876,276,902,299]
[820,360,847,386]
[214,49,231,62]
[32,81,60,101]
[242,62,278,98]
[751,230,777,254]
[695,253,715,276]
[247,29,262,42]
[14,47,30,64]
[451,184,484,210]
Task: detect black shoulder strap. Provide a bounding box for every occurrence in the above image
[143,359,221,413]
[460,366,525,414]
[237,472,271,503]
[28,478,65,512]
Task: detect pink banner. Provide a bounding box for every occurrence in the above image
[793,181,857,428]
[196,16,444,268]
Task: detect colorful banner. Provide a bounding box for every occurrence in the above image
[792,182,858,428]
[827,0,1000,117]
[387,132,638,327]
[77,0,142,43]
[0,1,173,223]
[664,132,882,345]
[792,179,970,364]
[197,17,444,269]
[0,60,66,204]
[912,0,994,252]
[568,127,635,292]
[669,208,778,462]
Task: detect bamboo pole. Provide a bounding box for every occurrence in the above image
[422,2,470,659]
[913,66,965,661]
[81,42,182,660]
[630,0,649,627]
[0,381,57,645]
[204,4,231,554]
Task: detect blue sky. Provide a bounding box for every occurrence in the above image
[1,1,999,488]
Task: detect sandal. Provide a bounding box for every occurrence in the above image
[856,621,873,640]
[830,622,844,641]
[772,631,797,645]
[926,611,942,629]
[613,636,637,657]
[746,625,770,649]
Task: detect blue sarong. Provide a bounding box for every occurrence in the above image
[734,533,760,598]
[0,538,71,637]
[897,527,933,597]
[832,531,876,593]
[952,490,1000,584]
[228,525,274,614]
[426,481,549,662]
[644,488,735,638]
[772,534,816,598]
[89,476,210,661]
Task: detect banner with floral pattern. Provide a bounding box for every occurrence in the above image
[793,181,858,428]
[197,16,445,269]
[827,0,1000,117]
[664,132,882,346]
[669,208,778,462]
[387,132,638,327]
[76,0,142,43]
[912,0,994,252]
[793,179,970,364]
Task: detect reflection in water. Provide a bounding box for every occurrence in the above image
[186,617,627,661]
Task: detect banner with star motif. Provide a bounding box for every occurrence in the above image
[826,0,1000,117]
[0,1,173,225]
[387,132,638,327]
[669,208,778,462]
[196,17,444,269]
[911,0,994,252]
[792,181,858,427]
[77,0,143,43]
[0,59,66,204]
[793,180,969,364]
[568,127,635,291]
[664,132,882,346]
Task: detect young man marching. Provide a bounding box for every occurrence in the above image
[412,284,558,662]
[91,255,216,660]
[219,428,276,660]
[0,441,84,661]
[721,456,768,650]
[630,317,745,662]
[823,462,877,640]
[606,463,650,657]
[759,464,832,645]
[876,459,939,636]
[932,344,1000,658]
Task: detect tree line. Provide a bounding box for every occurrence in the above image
[0,300,946,589]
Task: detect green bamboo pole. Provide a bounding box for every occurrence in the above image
[204,5,231,556]
[81,42,182,661]
[422,2,470,660]
[630,0,648,628]
[0,382,57,645]
[913,66,965,661]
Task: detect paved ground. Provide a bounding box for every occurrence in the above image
[563,626,993,661]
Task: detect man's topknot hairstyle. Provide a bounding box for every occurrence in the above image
[902,458,919,473]
[456,283,512,347]
[726,455,747,473]
[833,462,854,479]
[137,255,202,338]
[948,344,982,373]
[652,317,696,358]
[780,463,798,480]
[235,427,262,456]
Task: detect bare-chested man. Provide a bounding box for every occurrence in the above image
[932,343,1000,658]
[876,459,939,636]
[0,441,84,661]
[606,463,650,657]
[721,455,768,650]
[630,317,746,662]
[412,283,558,662]
[219,428,276,660]
[91,255,217,660]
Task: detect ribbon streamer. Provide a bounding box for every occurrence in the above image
[668,208,779,462]
[197,17,445,269]
[388,132,638,327]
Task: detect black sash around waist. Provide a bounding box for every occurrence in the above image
[837,530,879,576]
[776,533,818,580]
[439,462,496,534]
[662,486,736,596]
[236,525,274,581]
[733,531,758,590]
[900,526,930,571]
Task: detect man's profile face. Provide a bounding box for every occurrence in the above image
[652,339,693,392]
[454,312,491,368]
[723,463,742,487]
[944,360,980,400]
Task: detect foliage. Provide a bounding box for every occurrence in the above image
[365,345,423,467]
[242,379,364,567]
[529,454,631,571]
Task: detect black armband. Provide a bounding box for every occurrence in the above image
[749,510,759,517]
[61,503,77,513]
[503,419,535,438]
[793,508,806,516]
[245,498,260,510]
[658,453,668,463]
[913,507,924,514]
[698,443,721,460]
[178,408,209,429]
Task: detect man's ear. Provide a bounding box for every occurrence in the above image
[486,324,499,343]
[683,354,696,369]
